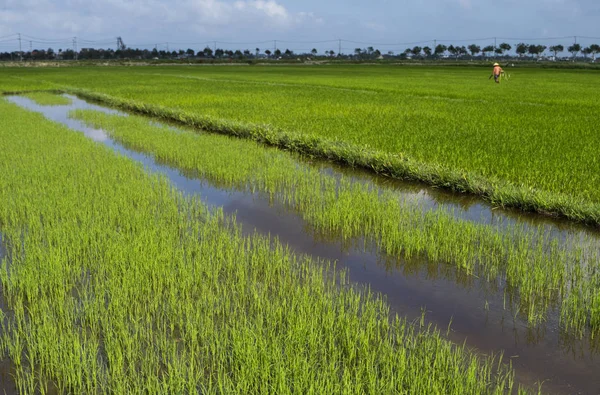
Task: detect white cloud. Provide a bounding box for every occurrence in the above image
[0,0,322,43]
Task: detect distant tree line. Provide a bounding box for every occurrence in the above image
[1,42,599,62]
[400,42,600,61]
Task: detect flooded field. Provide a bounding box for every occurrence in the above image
[3,94,600,393]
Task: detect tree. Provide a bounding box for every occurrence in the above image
[458,46,468,57]
[367,46,374,55]
[411,46,422,57]
[568,43,581,59]
[203,47,213,57]
[536,45,547,58]
[186,48,195,56]
[468,44,481,57]
[527,44,539,58]
[284,49,293,57]
[590,44,600,61]
[215,48,224,58]
[482,45,494,58]
[447,45,457,58]
[515,43,528,58]
[274,49,282,57]
[582,47,592,60]
[264,49,271,57]
[422,46,432,57]
[549,45,564,59]
[434,44,447,57]
[255,48,260,57]
[62,49,75,60]
[328,50,335,57]
[311,48,318,56]
[499,43,511,54]
[243,49,251,57]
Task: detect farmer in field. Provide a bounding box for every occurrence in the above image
[492,63,504,84]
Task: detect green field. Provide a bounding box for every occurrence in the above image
[69,107,600,336]
[1,65,599,393]
[2,65,600,223]
[0,96,521,393]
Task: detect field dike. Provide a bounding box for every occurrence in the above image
[52,87,600,228]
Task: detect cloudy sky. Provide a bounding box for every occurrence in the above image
[0,0,599,53]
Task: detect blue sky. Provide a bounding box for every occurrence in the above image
[0,0,598,54]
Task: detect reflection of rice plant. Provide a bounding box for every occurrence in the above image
[23,91,72,106]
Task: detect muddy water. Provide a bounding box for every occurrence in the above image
[5,94,600,394]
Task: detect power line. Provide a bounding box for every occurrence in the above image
[0,33,599,56]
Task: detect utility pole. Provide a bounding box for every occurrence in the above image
[213,41,216,53]
[18,33,22,61]
[574,36,577,44]
[73,37,78,60]
[434,39,437,48]
[274,40,277,54]
[338,39,341,55]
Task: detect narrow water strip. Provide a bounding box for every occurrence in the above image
[5,94,600,394]
[0,233,18,394]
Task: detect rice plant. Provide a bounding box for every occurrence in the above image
[0,97,523,393]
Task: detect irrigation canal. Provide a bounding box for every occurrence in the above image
[5,94,600,394]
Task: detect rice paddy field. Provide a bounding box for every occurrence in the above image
[1,64,599,393]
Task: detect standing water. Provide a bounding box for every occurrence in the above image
[5,94,600,394]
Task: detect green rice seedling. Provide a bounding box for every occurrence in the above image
[3,65,600,224]
[69,108,600,339]
[0,99,524,393]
